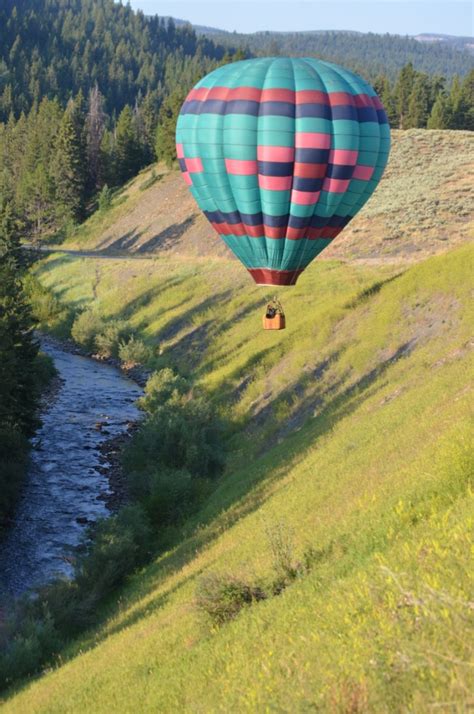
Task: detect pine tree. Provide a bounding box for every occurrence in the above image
[115,105,143,184]
[394,63,416,128]
[0,200,39,438]
[52,100,87,223]
[155,88,187,167]
[406,74,432,128]
[427,92,453,129]
[374,75,398,126]
[86,85,107,192]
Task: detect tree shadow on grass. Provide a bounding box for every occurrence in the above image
[136,215,198,253]
[101,338,418,617]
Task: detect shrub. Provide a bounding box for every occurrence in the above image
[75,505,153,596]
[98,184,113,212]
[71,310,105,351]
[195,573,266,626]
[138,368,189,413]
[95,320,132,359]
[125,397,224,480]
[0,611,60,688]
[267,522,301,588]
[118,336,151,367]
[33,351,57,388]
[23,274,72,335]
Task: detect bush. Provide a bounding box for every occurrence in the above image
[95,320,132,359]
[98,184,113,212]
[195,573,266,626]
[71,310,106,351]
[138,368,189,414]
[125,397,224,480]
[75,505,152,596]
[33,351,57,388]
[23,274,72,336]
[118,336,151,367]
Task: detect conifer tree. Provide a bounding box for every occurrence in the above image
[0,200,39,439]
[52,100,87,223]
[115,105,143,184]
[406,74,432,128]
[155,88,187,167]
[394,63,416,128]
[427,92,453,129]
[86,85,107,192]
[374,75,398,126]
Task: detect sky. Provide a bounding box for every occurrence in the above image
[129,1,473,36]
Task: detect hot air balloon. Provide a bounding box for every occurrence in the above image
[176,57,390,329]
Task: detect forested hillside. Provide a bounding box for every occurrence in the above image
[0,1,472,248]
[206,28,474,80]
[0,0,233,121]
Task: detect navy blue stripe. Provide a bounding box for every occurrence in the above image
[258,102,295,118]
[226,100,260,115]
[296,104,332,120]
[257,160,294,177]
[327,164,355,180]
[295,148,329,164]
[182,99,389,124]
[204,209,351,230]
[293,177,324,192]
[178,158,187,172]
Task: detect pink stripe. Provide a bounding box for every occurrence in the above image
[259,175,293,191]
[295,132,331,149]
[261,88,295,103]
[352,165,374,180]
[185,157,203,173]
[188,86,262,102]
[323,177,350,193]
[286,227,307,240]
[329,149,358,166]
[182,172,192,186]
[225,159,257,175]
[329,92,356,106]
[186,88,383,110]
[291,190,321,206]
[176,143,184,159]
[296,90,329,105]
[257,145,295,162]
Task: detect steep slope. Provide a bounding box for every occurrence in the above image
[55,130,473,264]
[3,241,473,712]
[3,129,473,711]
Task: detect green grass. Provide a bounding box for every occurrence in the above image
[3,131,474,713]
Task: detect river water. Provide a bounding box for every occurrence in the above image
[0,340,142,599]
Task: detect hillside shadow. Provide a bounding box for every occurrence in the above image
[96,227,145,253]
[136,215,197,253]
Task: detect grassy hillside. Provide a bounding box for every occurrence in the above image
[3,131,473,712]
[48,130,473,265]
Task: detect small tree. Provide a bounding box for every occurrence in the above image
[155,87,187,167]
[427,93,453,129]
[98,184,112,212]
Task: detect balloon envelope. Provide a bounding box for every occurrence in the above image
[176,57,390,285]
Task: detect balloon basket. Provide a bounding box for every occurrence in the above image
[263,314,286,330]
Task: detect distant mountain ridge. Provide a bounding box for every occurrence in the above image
[171,19,474,78]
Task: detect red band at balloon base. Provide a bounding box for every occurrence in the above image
[248,268,303,286]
